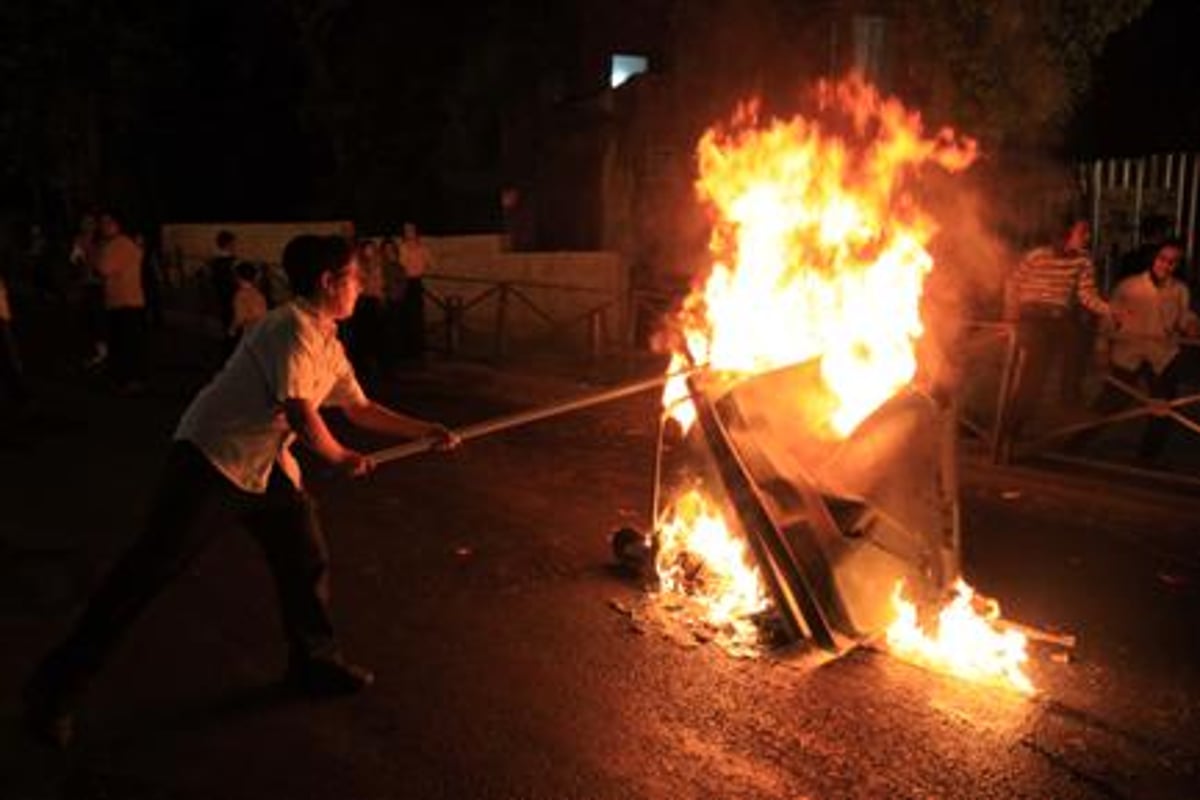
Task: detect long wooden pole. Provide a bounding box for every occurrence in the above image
[369,371,693,465]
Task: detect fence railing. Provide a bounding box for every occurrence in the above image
[422,274,625,361]
[956,320,1200,485]
[954,321,1022,464]
[1078,152,1200,290]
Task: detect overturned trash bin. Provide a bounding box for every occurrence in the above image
[654,360,960,653]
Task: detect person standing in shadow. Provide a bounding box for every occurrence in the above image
[1074,239,1198,462]
[1003,217,1117,452]
[396,222,432,364]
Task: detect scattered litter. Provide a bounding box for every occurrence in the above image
[608,598,632,617]
[454,546,472,558]
[1157,572,1188,587]
[620,593,765,658]
[1001,490,1022,500]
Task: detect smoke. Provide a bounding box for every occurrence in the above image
[918,150,1081,394]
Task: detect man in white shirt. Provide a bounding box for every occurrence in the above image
[94,211,147,390]
[1087,239,1198,459]
[24,235,459,748]
[396,222,432,361]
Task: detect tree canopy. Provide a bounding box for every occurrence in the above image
[0,0,1159,242]
[896,0,1153,149]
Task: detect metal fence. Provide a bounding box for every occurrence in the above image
[1079,152,1200,290]
[423,274,625,361]
[956,320,1200,487]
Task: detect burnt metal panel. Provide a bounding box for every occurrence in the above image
[681,362,960,651]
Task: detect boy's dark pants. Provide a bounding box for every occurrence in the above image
[31,441,339,707]
[1088,359,1183,458]
[106,307,147,384]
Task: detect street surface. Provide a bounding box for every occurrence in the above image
[2,309,1199,799]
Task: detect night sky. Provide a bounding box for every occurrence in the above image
[0,1,564,236]
[1068,0,1200,157]
[1,0,1196,239]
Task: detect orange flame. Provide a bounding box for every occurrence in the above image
[655,488,769,650]
[655,79,1009,668]
[663,75,977,436]
[886,579,1034,694]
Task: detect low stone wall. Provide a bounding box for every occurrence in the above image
[162,221,354,279]
[160,223,629,350]
[426,250,628,349]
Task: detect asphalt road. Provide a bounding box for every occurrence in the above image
[1,313,1199,799]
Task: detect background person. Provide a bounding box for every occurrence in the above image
[1084,239,1198,461]
[134,230,165,330]
[1116,214,1172,284]
[94,211,147,392]
[208,230,238,334]
[1004,217,1115,447]
[397,222,431,363]
[346,239,386,379]
[0,271,30,414]
[23,234,459,749]
[380,236,403,368]
[71,213,107,369]
[227,260,268,352]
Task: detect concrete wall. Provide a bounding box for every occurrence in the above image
[161,221,354,279]
[159,222,631,349]
[426,250,628,348]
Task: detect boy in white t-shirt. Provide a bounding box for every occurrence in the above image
[24,235,459,748]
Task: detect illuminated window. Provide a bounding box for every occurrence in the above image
[610,54,649,89]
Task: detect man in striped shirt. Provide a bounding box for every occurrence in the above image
[1005,218,1115,445]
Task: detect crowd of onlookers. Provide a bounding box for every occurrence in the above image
[1002,213,1199,463]
[0,213,436,417]
[3,206,1198,464]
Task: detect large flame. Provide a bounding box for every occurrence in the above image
[653,78,1035,686]
[886,579,1034,694]
[654,487,769,651]
[663,75,977,437]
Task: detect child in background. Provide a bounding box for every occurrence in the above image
[229,261,268,348]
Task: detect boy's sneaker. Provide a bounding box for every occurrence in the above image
[286,657,374,697]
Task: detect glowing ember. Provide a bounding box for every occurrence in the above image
[654,488,769,651]
[886,579,1034,694]
[663,75,977,436]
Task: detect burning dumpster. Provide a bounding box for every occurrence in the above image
[642,77,1036,693]
[656,363,959,652]
[642,75,979,655]
[378,75,1037,692]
